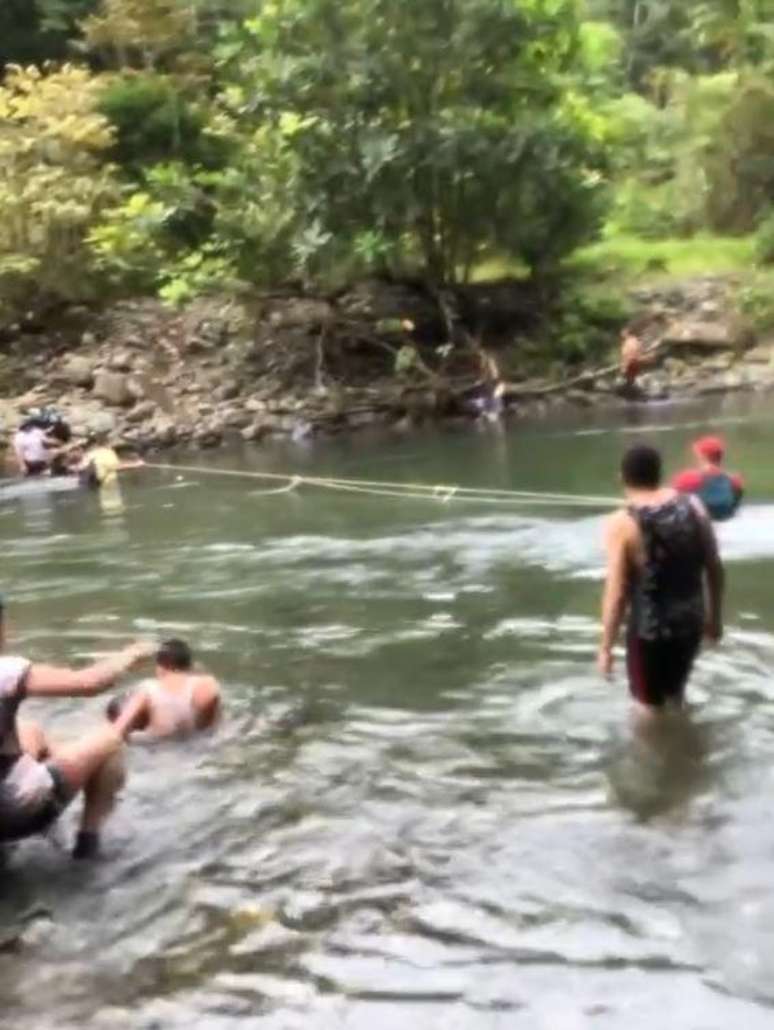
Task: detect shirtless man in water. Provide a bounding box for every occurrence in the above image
[0,602,153,857]
[599,444,724,710]
[108,639,220,738]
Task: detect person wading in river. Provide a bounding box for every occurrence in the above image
[672,435,744,522]
[107,639,221,739]
[0,605,153,858]
[599,444,725,709]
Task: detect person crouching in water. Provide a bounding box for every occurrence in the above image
[599,444,724,711]
[107,639,221,739]
[77,429,144,489]
[672,435,744,522]
[0,600,153,858]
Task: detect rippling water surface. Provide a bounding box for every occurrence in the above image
[3,397,774,1029]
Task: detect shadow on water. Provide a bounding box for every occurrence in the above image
[606,709,718,822]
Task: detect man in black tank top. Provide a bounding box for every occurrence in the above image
[599,444,725,708]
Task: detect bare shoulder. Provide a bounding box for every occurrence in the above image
[605,507,636,544]
[192,675,221,703]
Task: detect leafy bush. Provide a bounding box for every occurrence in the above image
[214,0,608,284]
[737,275,774,333]
[0,63,118,316]
[99,73,227,172]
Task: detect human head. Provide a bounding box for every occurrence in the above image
[621,444,662,490]
[156,638,193,675]
[693,435,724,466]
[88,427,111,447]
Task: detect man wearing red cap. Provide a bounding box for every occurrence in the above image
[672,436,744,522]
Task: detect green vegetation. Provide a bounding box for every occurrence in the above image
[570,235,756,281]
[1,0,774,330]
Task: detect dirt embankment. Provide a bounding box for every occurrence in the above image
[0,275,769,453]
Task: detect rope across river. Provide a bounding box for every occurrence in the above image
[144,462,619,509]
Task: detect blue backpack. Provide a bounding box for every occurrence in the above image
[697,472,739,522]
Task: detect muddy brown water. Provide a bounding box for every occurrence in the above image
[2,396,774,1029]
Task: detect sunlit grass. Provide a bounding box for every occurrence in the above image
[473,234,756,284]
[568,234,756,281]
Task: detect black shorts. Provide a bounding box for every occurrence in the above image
[626,631,701,707]
[0,762,74,842]
[23,461,47,477]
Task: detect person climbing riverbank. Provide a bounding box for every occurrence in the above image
[599,444,724,709]
[672,435,744,522]
[0,609,154,858]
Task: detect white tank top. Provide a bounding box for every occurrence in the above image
[145,678,198,737]
[13,428,47,464]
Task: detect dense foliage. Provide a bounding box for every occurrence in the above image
[1,0,774,316]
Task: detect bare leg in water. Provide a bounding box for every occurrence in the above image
[17,695,147,857]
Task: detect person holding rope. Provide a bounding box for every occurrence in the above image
[599,444,724,710]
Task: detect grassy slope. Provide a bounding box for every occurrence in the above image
[475,234,757,285]
[567,234,756,282]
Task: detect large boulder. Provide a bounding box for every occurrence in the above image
[662,319,744,351]
[59,356,94,388]
[93,371,133,407]
[741,343,774,365]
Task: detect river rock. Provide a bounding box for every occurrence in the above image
[108,349,133,372]
[126,376,146,402]
[150,416,177,446]
[196,429,222,448]
[742,343,774,365]
[699,353,733,373]
[93,371,133,407]
[60,356,94,388]
[186,336,214,355]
[266,298,332,330]
[225,410,253,430]
[125,400,156,424]
[241,423,263,441]
[663,319,741,350]
[76,410,117,437]
[216,379,241,402]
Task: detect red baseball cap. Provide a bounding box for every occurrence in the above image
[693,435,725,462]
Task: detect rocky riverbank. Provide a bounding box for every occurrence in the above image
[0,275,771,453]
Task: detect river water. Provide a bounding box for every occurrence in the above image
[2,396,774,1029]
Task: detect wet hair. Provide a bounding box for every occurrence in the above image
[621,444,662,489]
[156,638,193,672]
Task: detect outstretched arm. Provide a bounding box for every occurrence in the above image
[599,512,631,676]
[25,642,154,698]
